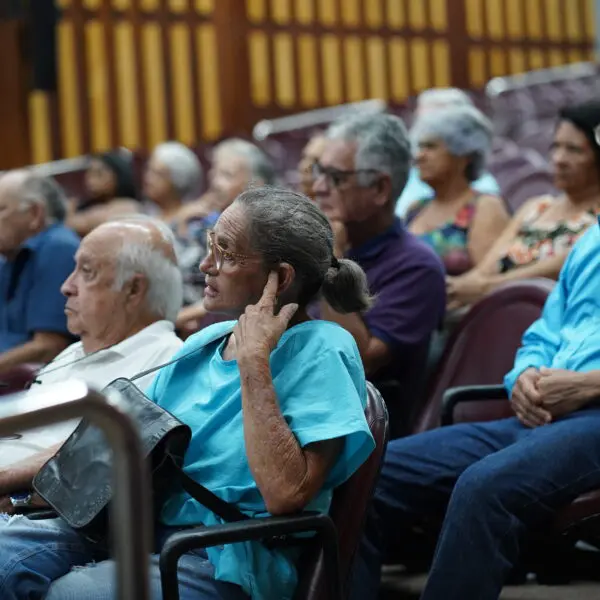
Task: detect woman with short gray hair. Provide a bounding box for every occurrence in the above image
[405,105,510,274]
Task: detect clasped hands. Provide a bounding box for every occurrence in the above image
[511,367,591,428]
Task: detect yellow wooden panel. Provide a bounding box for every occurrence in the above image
[86,20,111,152]
[525,0,543,40]
[170,24,195,145]
[195,0,214,13]
[56,0,71,8]
[386,0,405,28]
[584,0,595,39]
[57,20,81,157]
[83,0,101,10]
[465,0,483,37]
[248,31,271,106]
[505,0,522,38]
[429,0,447,31]
[410,38,429,92]
[295,0,314,24]
[389,38,408,101]
[545,0,562,41]
[114,21,140,148]
[366,37,387,99]
[246,0,266,22]
[490,47,507,76]
[271,0,291,24]
[297,34,319,106]
[486,0,504,40]
[568,48,585,63]
[408,0,426,29]
[112,0,131,10]
[321,35,342,104]
[169,0,187,13]
[565,0,581,41]
[140,0,159,11]
[28,92,52,164]
[341,0,360,27]
[432,39,450,87]
[273,33,295,107]
[508,48,526,74]
[318,0,337,26]
[365,0,383,28]
[529,48,545,69]
[197,25,222,139]
[344,36,365,101]
[468,47,486,86]
[142,23,167,147]
[548,48,565,67]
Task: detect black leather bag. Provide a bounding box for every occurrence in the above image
[32,331,249,542]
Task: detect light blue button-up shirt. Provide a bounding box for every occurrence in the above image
[504,223,600,395]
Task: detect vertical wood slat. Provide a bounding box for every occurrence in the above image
[130,0,149,150]
[100,0,119,148]
[72,0,92,153]
[187,0,202,145]
[159,0,175,140]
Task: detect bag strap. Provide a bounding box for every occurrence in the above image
[170,456,249,523]
[129,325,235,384]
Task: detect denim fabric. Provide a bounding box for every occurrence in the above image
[0,516,247,599]
[353,408,600,600]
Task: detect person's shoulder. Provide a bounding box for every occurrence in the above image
[571,223,599,254]
[41,224,80,248]
[184,320,236,350]
[278,320,361,362]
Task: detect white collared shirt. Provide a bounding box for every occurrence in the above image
[0,320,183,467]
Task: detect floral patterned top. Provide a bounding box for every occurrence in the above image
[405,194,480,273]
[499,198,597,273]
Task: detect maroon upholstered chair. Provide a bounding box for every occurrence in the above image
[0,363,40,396]
[160,382,389,600]
[412,279,555,433]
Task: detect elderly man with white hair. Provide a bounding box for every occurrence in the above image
[0,215,183,510]
[0,171,80,373]
[396,87,501,216]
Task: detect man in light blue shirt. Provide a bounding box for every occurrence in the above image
[355,222,600,600]
[395,87,500,217]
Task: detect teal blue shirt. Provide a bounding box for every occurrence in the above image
[145,319,375,599]
[504,224,600,395]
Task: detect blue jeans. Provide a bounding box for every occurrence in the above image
[353,407,600,600]
[0,516,248,599]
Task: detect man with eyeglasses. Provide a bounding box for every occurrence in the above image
[312,112,446,438]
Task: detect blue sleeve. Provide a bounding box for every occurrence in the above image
[25,239,77,336]
[275,347,375,489]
[472,172,501,196]
[503,262,569,395]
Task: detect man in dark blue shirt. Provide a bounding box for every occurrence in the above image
[0,171,79,372]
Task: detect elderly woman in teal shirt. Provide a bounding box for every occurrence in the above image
[0,188,375,600]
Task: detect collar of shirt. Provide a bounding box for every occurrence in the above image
[347,217,404,262]
[59,320,176,365]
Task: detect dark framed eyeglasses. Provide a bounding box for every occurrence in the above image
[206,230,263,272]
[312,161,381,189]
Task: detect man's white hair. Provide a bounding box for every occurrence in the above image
[151,142,203,200]
[416,88,473,111]
[214,138,277,185]
[109,215,183,323]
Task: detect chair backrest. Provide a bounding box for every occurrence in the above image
[295,382,389,600]
[0,363,40,396]
[413,279,554,433]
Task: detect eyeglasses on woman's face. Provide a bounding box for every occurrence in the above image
[205,230,263,272]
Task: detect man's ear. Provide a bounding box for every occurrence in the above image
[28,202,46,231]
[373,173,392,208]
[125,274,149,308]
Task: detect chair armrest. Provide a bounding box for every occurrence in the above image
[160,512,341,600]
[442,385,508,426]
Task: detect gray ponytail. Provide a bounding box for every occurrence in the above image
[234,186,373,313]
[322,258,373,313]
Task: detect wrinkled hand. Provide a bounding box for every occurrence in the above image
[330,219,349,257]
[233,272,299,363]
[511,368,551,428]
[446,273,488,311]
[537,367,590,419]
